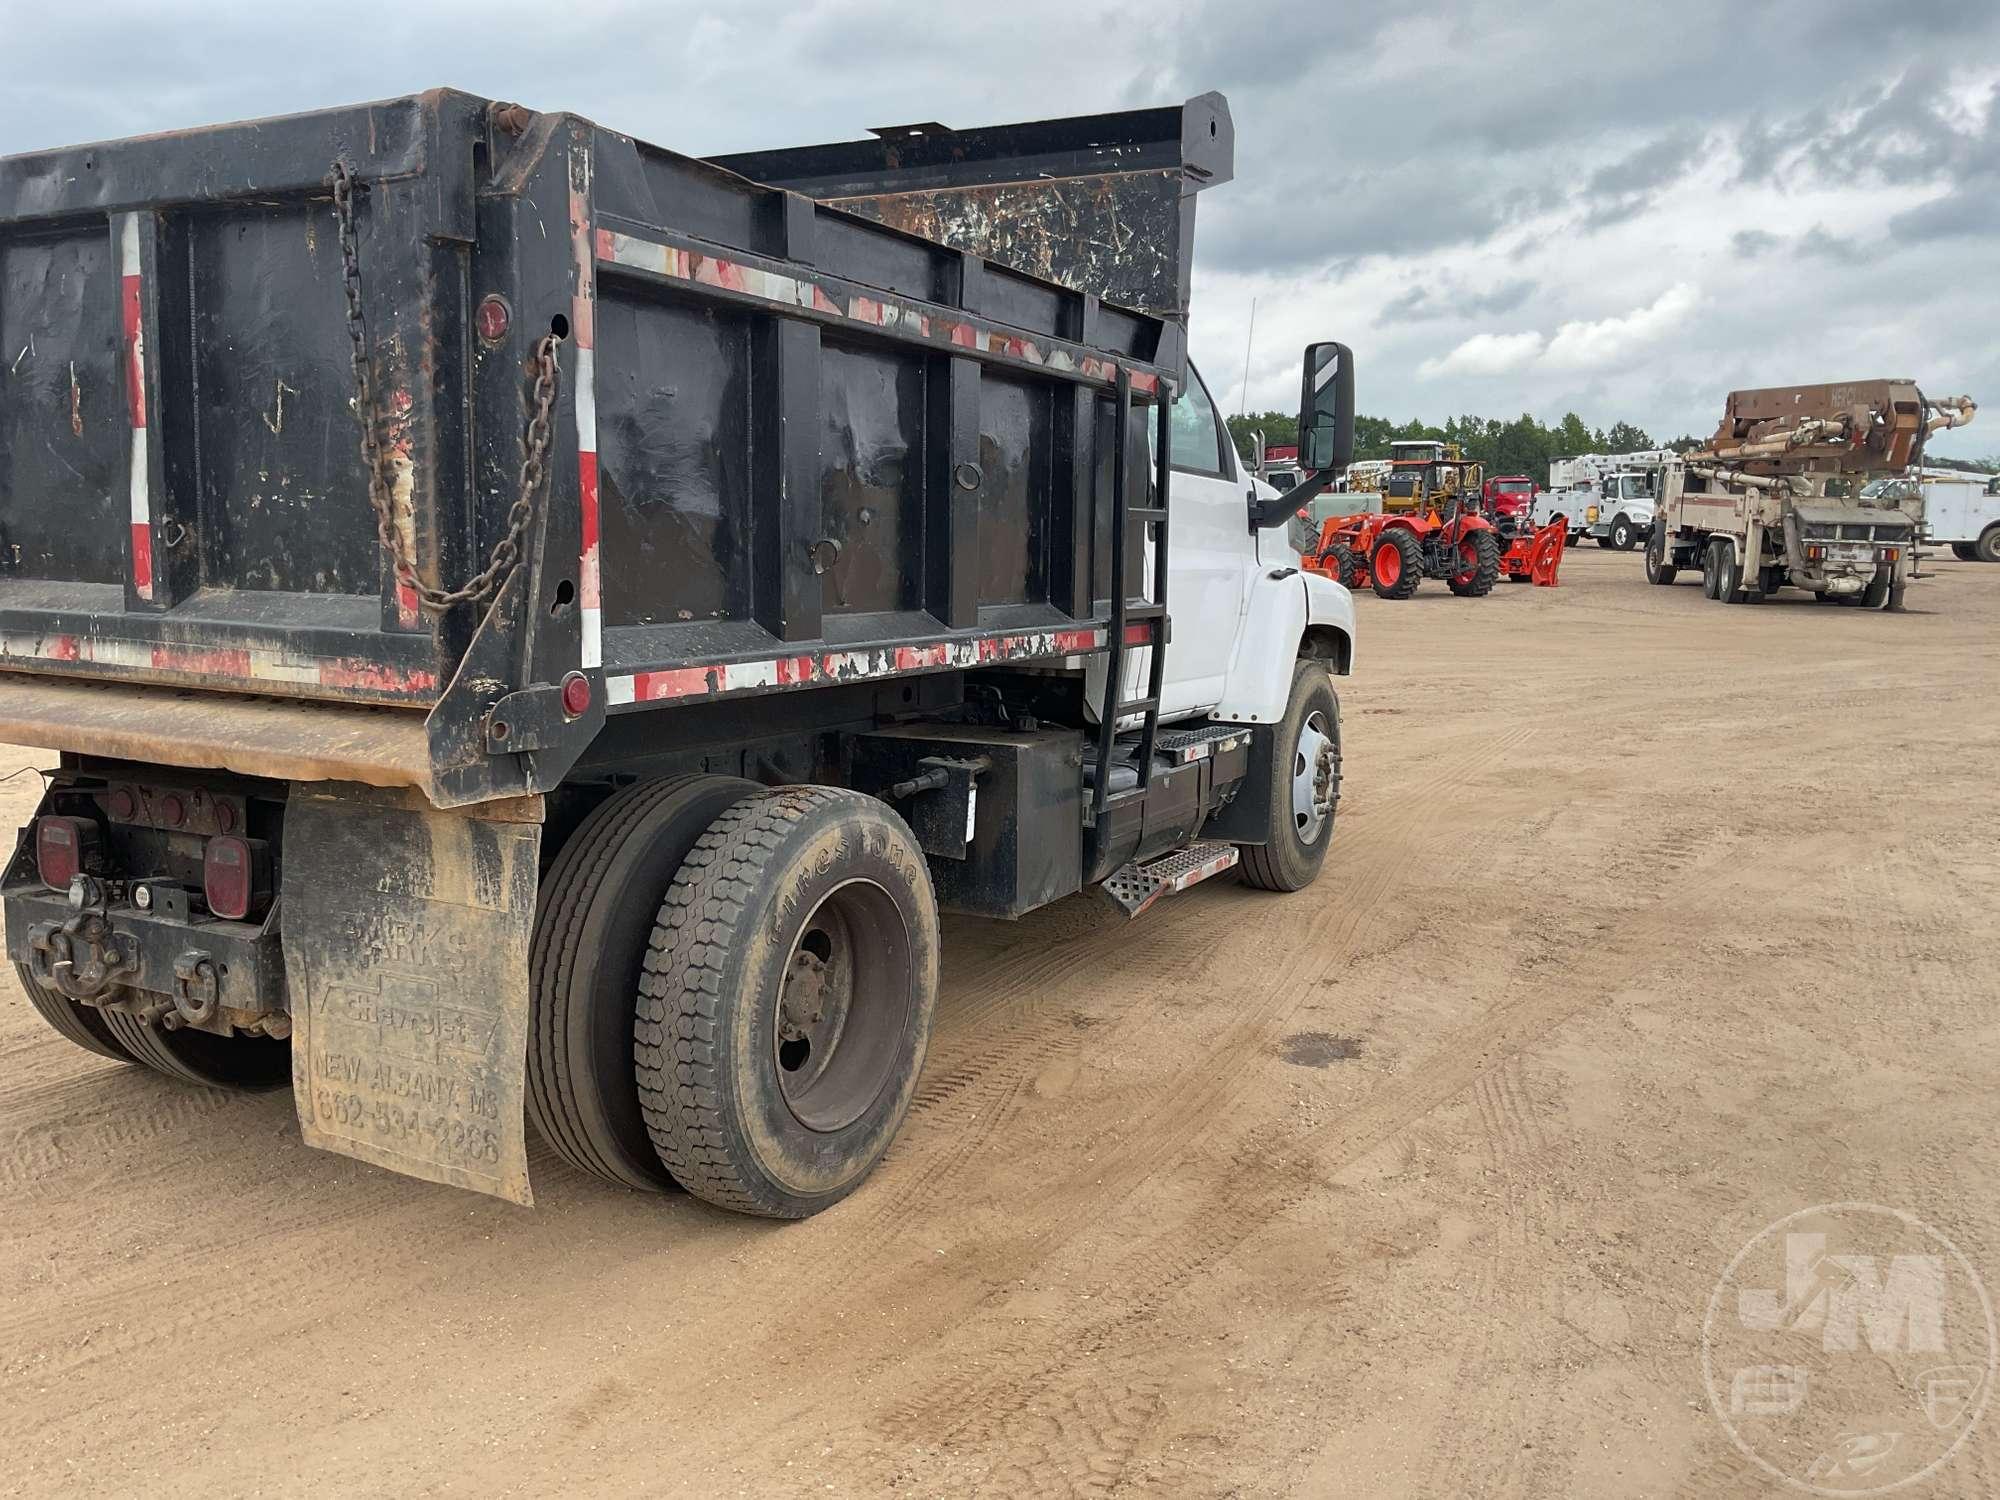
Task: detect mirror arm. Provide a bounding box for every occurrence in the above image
[1249,466,1336,531]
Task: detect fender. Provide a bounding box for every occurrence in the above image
[1213,566,1355,725]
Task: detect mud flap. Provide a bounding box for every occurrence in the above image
[281,784,543,1205]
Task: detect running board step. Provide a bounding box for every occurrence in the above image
[1153,724,1251,765]
[1095,841,1240,919]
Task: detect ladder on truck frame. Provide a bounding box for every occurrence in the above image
[1085,370,1244,915]
[1088,370,1169,841]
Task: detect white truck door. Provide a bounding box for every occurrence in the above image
[1154,362,1249,717]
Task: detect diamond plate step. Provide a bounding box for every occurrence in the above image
[1095,840,1241,919]
[1153,723,1251,765]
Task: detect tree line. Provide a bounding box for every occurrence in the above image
[1225,410,2000,479]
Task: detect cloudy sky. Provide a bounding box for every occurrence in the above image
[4,0,1995,458]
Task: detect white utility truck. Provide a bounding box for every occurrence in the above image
[1862,470,2000,562]
[1534,450,1672,548]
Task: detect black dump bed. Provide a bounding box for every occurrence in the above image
[0,89,1227,804]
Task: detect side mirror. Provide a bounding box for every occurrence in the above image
[1298,341,1355,474]
[1248,340,1356,530]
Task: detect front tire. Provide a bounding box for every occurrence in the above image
[1977,526,2000,564]
[1322,542,1364,591]
[1609,516,1637,550]
[528,773,758,1192]
[1644,524,1678,585]
[636,787,940,1218]
[1445,529,1500,597]
[1238,660,1340,893]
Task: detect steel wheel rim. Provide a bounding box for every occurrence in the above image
[1454,539,1478,583]
[1291,710,1335,847]
[773,877,913,1133]
[1374,542,1401,585]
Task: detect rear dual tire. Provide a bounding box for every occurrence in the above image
[99,1004,291,1088]
[528,774,758,1192]
[16,962,135,1064]
[635,787,939,1219]
[1704,539,1748,604]
[17,962,289,1087]
[530,780,941,1217]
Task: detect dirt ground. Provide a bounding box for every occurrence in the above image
[2,547,1997,1498]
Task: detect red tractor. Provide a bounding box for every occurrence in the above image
[1305,504,1503,599]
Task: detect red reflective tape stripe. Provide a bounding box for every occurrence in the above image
[149,644,252,677]
[317,660,440,693]
[630,667,713,701]
[130,524,154,595]
[894,643,950,670]
[578,451,602,608]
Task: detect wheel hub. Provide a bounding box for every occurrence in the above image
[776,922,854,1098]
[771,878,911,1133]
[1291,710,1336,846]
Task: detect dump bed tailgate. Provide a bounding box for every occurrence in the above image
[1,92,484,707]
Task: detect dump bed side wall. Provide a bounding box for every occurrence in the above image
[0,92,1182,804]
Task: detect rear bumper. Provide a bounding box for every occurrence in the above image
[6,882,283,1025]
[0,673,433,792]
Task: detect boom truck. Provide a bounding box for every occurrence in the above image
[1645,381,1976,607]
[0,91,1359,1218]
[1534,449,1673,548]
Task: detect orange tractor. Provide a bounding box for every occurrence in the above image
[1301,445,1567,597]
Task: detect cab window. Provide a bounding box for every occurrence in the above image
[1164,363,1228,478]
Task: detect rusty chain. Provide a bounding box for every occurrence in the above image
[330,159,561,612]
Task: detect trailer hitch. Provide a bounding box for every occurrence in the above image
[26,876,137,1002]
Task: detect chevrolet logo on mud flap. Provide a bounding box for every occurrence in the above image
[318,972,500,1064]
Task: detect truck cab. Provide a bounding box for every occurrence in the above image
[1589,470,1659,550]
[1134,360,1353,720]
[1480,476,1537,536]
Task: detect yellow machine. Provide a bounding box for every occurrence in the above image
[1385,441,1482,515]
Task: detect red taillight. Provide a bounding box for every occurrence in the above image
[560,670,593,718]
[36,816,96,891]
[202,834,267,921]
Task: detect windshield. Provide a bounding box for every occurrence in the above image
[1494,480,1531,494]
[1860,477,1919,501]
